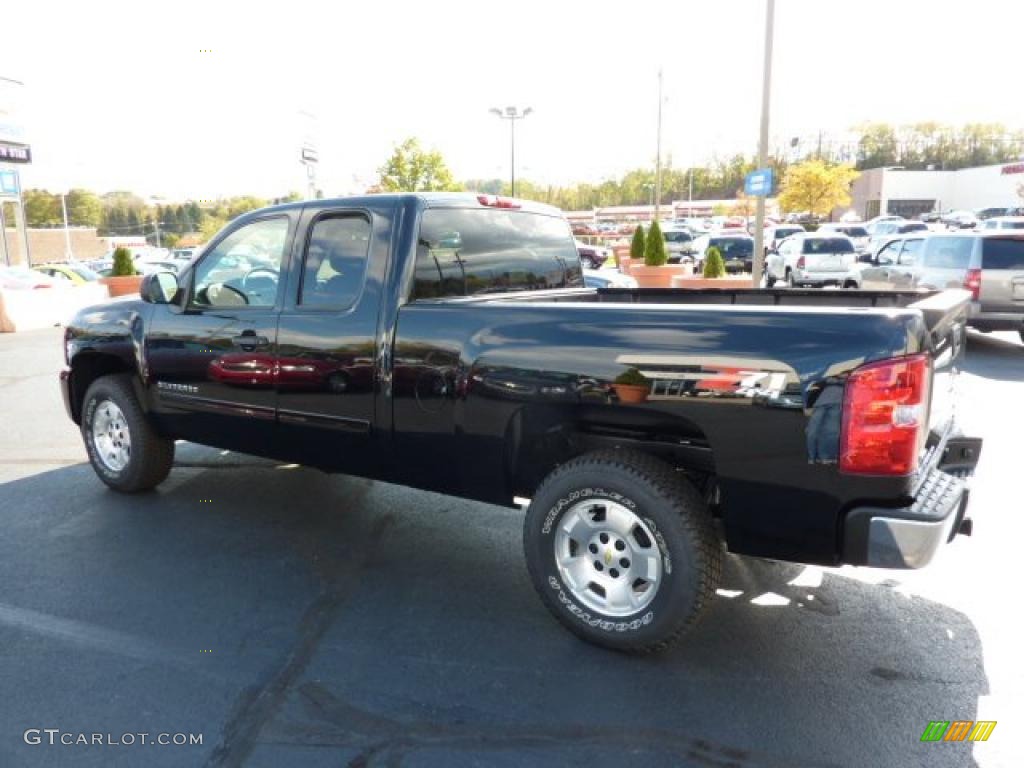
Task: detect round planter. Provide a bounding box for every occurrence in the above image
[99,275,145,297]
[629,264,688,288]
[670,275,756,289]
[612,384,650,403]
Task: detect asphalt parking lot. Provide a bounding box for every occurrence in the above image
[0,326,1021,768]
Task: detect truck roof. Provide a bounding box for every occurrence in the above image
[257,192,564,217]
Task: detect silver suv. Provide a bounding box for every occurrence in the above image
[919,233,1024,340]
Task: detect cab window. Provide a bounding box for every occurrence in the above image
[299,215,371,309]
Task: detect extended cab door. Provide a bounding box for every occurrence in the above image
[145,213,297,450]
[272,203,391,474]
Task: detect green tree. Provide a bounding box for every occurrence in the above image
[644,220,667,266]
[377,138,462,192]
[23,189,60,227]
[703,246,726,278]
[778,160,860,218]
[226,196,268,219]
[65,189,103,227]
[630,224,646,260]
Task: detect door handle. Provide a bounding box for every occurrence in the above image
[231,332,269,349]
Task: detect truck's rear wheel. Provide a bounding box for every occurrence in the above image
[524,450,721,653]
[81,374,174,493]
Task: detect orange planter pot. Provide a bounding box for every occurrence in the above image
[629,264,688,288]
[670,275,756,289]
[99,275,144,297]
[612,384,650,403]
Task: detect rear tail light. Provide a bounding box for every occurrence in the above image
[796,256,805,269]
[840,353,931,476]
[476,194,521,209]
[963,268,981,301]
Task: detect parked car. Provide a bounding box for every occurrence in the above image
[979,216,1024,231]
[0,265,60,289]
[766,233,858,287]
[661,228,696,263]
[32,262,102,286]
[763,225,805,255]
[692,234,754,273]
[912,232,1024,340]
[868,220,929,253]
[817,223,870,253]
[583,269,638,289]
[941,210,979,230]
[864,215,904,236]
[575,240,611,270]
[60,192,981,653]
[848,234,926,290]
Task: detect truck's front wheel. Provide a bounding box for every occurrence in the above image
[524,451,721,653]
[81,374,174,493]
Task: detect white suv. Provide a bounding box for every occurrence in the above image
[766,233,858,287]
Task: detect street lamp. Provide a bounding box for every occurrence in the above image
[489,106,533,197]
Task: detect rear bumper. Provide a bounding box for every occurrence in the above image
[967,304,1024,330]
[793,268,848,285]
[842,437,982,568]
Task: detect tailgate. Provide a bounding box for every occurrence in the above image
[909,289,971,435]
[808,251,854,272]
[979,236,1024,313]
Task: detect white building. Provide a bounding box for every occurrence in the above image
[846,162,1024,219]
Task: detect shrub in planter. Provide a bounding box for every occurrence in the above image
[630,224,646,262]
[644,220,667,266]
[112,247,137,276]
[612,367,650,403]
[703,246,726,278]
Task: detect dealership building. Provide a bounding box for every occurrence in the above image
[846,161,1024,220]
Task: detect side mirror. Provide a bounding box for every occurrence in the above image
[140,271,179,304]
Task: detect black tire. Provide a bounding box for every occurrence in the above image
[1018,329,1024,344]
[524,450,721,654]
[81,374,174,493]
[765,273,777,287]
[582,256,597,270]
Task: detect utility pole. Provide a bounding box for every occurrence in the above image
[60,192,73,261]
[654,69,663,222]
[489,106,533,197]
[751,0,775,287]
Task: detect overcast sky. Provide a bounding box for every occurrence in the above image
[1,0,1020,200]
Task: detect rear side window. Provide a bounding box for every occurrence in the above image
[803,238,853,253]
[300,214,371,309]
[922,237,974,269]
[982,238,1024,270]
[412,208,582,299]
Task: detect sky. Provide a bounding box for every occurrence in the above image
[1,0,1021,201]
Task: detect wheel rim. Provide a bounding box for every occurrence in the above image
[91,399,131,472]
[554,499,664,617]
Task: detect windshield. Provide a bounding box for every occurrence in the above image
[803,238,854,253]
[711,238,752,256]
[70,265,100,280]
[663,231,692,243]
[841,226,868,237]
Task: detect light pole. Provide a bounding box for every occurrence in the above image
[489,106,533,197]
[60,192,73,261]
[751,0,776,287]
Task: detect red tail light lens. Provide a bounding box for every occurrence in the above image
[476,194,521,209]
[840,353,931,476]
[796,256,805,269]
[963,268,981,301]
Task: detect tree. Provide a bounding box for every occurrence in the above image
[23,189,60,227]
[644,220,667,266]
[377,138,461,192]
[778,161,860,218]
[65,189,103,227]
[112,247,137,276]
[630,224,646,261]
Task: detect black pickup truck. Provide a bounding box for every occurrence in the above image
[61,193,981,653]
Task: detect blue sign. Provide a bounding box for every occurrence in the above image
[0,168,19,195]
[744,168,773,197]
